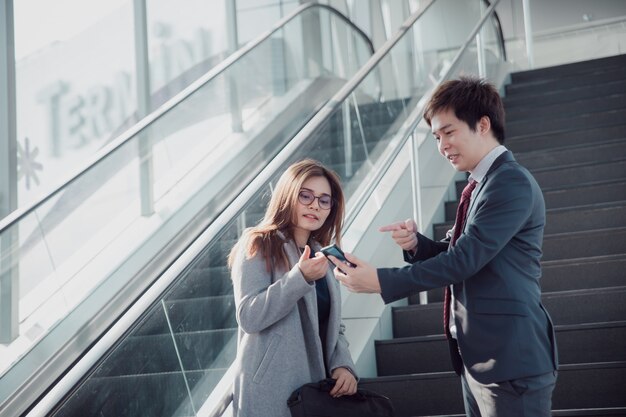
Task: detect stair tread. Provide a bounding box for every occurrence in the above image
[398,284,626,309]
[541,252,626,267]
[402,408,626,417]
[380,319,626,345]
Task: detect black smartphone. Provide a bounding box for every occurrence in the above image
[320,244,356,270]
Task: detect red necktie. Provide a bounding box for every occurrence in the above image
[443,179,477,338]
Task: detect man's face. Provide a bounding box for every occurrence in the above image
[431,109,487,173]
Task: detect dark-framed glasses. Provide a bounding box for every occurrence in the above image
[298,189,333,210]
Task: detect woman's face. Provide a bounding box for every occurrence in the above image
[293,176,333,237]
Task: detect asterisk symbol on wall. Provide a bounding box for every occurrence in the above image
[17,137,43,190]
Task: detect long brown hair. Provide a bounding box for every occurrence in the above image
[228,159,345,272]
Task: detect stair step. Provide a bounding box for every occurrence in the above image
[506,108,626,138]
[396,286,626,338]
[542,286,626,325]
[541,254,626,292]
[411,255,626,304]
[359,361,626,417]
[438,200,626,234]
[505,66,626,98]
[506,93,626,122]
[504,78,626,109]
[507,124,626,152]
[532,158,626,189]
[167,266,232,300]
[433,222,626,249]
[136,295,236,335]
[53,369,225,417]
[542,227,626,261]
[515,139,626,171]
[552,408,626,417]
[544,201,626,234]
[401,410,626,417]
[94,328,237,376]
[377,321,626,376]
[445,178,626,220]
[543,179,626,209]
[510,54,626,84]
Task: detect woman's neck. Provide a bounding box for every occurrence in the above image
[293,228,310,248]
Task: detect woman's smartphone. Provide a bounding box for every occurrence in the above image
[320,244,356,271]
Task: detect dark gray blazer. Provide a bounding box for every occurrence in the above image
[231,232,356,417]
[378,151,558,384]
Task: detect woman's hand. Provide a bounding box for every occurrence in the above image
[298,245,329,282]
[329,367,357,397]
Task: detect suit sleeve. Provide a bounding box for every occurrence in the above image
[378,167,536,304]
[231,243,313,334]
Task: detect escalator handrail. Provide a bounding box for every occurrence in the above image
[482,0,507,60]
[0,2,374,235]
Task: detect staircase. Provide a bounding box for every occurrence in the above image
[360,54,626,416]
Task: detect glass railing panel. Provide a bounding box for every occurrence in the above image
[12,0,137,212]
[505,16,626,71]
[0,5,375,402]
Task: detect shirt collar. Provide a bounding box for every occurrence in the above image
[469,145,507,184]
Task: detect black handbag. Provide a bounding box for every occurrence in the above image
[287,378,394,417]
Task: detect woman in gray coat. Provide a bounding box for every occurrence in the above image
[228,159,358,417]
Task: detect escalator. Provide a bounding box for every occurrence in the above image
[4,0,509,416]
[0,4,374,417]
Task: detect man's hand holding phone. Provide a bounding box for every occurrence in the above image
[319,244,356,273]
[322,247,382,294]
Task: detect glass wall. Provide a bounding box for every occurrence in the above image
[7,0,304,215]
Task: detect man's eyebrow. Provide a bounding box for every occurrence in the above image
[433,123,453,134]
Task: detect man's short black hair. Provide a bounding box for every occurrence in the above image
[423,76,505,144]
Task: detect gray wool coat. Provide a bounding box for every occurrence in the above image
[230,232,357,417]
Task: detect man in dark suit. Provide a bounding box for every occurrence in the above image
[332,76,558,417]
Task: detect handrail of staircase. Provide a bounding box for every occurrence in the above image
[0,1,374,235]
[482,0,507,60]
[25,0,506,415]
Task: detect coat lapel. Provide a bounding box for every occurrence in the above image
[466,151,515,224]
[283,240,319,325]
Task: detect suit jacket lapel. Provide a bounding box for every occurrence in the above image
[466,151,515,224]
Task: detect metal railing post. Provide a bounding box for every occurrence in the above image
[476,0,487,78]
[226,0,243,132]
[134,0,155,216]
[0,0,19,343]
[409,132,427,305]
[522,0,534,69]
[342,100,353,178]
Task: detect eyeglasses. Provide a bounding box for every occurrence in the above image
[298,189,333,210]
